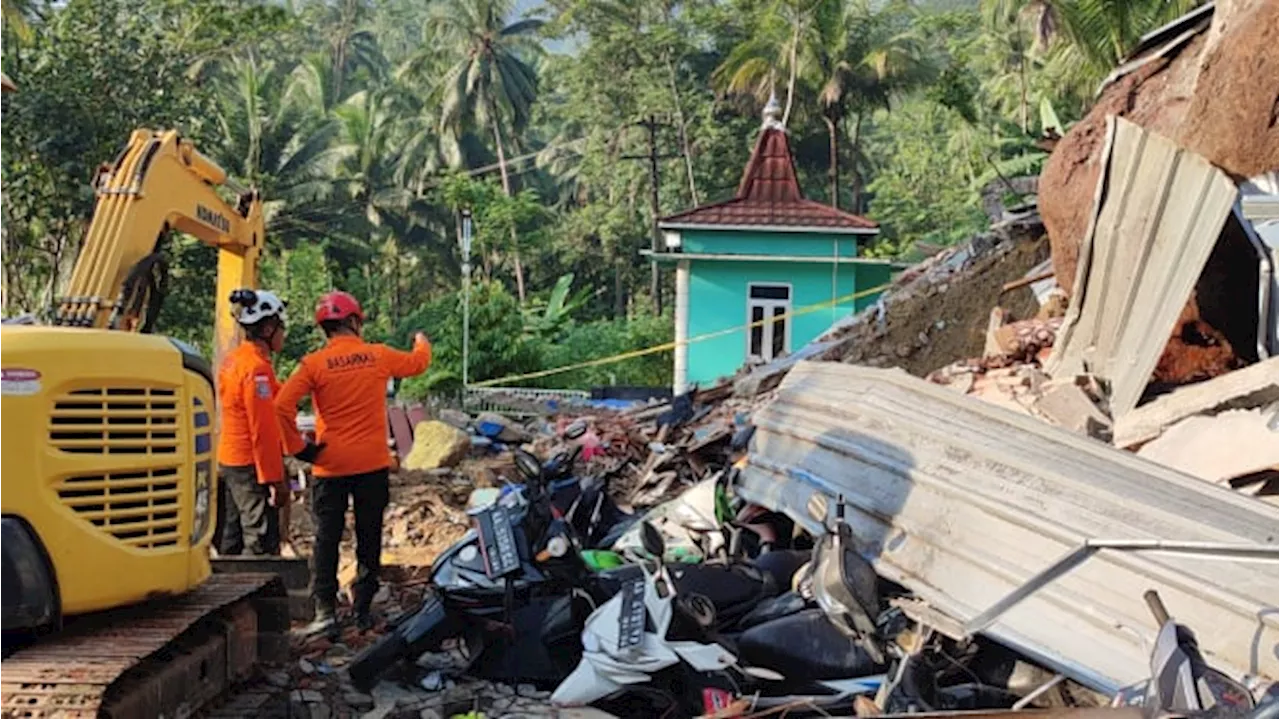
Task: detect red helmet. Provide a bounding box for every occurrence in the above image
[314,290,364,324]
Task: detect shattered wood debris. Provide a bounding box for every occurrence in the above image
[558,381,759,509]
[222,32,1280,701]
[263,388,771,717]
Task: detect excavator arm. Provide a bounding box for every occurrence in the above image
[54,128,265,368]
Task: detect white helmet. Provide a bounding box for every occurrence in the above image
[229,289,287,326]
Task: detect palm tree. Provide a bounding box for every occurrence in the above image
[712,0,825,127]
[811,0,933,210]
[304,0,386,100]
[981,0,1202,104]
[423,0,543,301]
[333,87,413,227]
[211,54,357,247]
[977,22,1034,132]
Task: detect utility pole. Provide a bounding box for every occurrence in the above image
[622,115,677,315]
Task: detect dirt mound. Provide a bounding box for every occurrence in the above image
[828,220,1050,376]
[1039,37,1203,290]
[1040,0,1279,291]
[1178,0,1280,180]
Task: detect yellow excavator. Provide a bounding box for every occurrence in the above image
[1,126,290,718]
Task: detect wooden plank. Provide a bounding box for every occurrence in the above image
[1113,357,1279,448]
[388,406,414,460]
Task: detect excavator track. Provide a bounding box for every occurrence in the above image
[1,573,289,719]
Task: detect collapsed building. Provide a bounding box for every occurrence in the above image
[272,3,1277,715]
[721,0,1279,699]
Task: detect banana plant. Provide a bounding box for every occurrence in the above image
[522,272,594,340]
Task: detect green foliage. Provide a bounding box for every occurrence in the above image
[863,99,990,255]
[260,242,334,378]
[3,0,1201,394]
[522,273,595,340]
[154,240,218,352]
[979,0,1201,112]
[538,313,673,390]
[396,280,542,399]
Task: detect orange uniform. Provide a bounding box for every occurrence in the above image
[276,335,431,477]
[217,342,286,484]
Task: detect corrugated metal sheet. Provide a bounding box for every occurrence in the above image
[1044,116,1240,418]
[738,361,1277,694]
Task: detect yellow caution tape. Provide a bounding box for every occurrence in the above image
[469,282,892,388]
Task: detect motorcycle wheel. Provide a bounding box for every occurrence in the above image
[348,632,409,692]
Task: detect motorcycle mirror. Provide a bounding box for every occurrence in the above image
[549,450,571,473]
[564,419,588,440]
[640,520,666,560]
[514,449,542,480]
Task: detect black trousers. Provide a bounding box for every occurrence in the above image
[310,469,390,613]
[213,464,280,556]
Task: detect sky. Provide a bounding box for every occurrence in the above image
[514,0,582,55]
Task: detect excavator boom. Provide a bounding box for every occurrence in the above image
[53,128,265,368]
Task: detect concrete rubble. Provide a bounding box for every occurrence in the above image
[209,7,1277,713]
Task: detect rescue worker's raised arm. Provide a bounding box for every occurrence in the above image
[274,362,313,458]
[377,332,432,379]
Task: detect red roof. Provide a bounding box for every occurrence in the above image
[660,127,877,233]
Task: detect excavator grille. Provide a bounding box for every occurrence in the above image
[49,386,180,455]
[48,386,186,549]
[57,467,182,549]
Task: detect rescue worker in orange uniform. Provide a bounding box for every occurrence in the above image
[275,290,431,636]
[214,289,291,556]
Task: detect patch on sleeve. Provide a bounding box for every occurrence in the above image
[254,375,271,399]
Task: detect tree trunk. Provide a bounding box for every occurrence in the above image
[0,198,9,310]
[614,259,626,318]
[849,112,865,213]
[489,109,525,302]
[825,113,840,209]
[608,183,625,318]
[41,221,70,312]
[512,247,526,303]
[391,239,401,325]
[665,55,699,206]
[782,22,800,127]
[1018,42,1029,134]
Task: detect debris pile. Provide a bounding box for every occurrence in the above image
[236,8,1277,715]
[1040,0,1278,294]
[596,384,757,508]
[266,393,767,718]
[818,215,1051,377]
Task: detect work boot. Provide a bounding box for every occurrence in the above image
[353,593,380,632]
[307,602,340,641]
[354,609,381,632]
